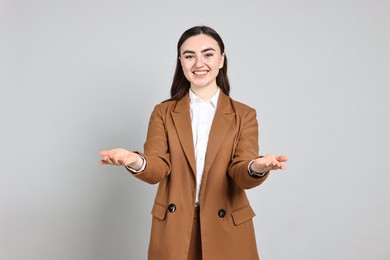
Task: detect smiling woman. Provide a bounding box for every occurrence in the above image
[168,26,230,102]
[99,25,288,260]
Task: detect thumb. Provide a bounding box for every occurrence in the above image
[99,150,116,157]
[276,155,289,162]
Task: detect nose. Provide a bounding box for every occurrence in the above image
[195,57,204,67]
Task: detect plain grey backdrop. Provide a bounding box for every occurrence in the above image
[1,0,389,259]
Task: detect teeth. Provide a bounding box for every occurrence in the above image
[194,71,207,75]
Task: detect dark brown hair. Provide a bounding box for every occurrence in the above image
[167,26,230,101]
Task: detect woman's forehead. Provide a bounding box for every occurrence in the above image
[180,34,220,53]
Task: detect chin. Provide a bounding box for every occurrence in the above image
[191,83,211,90]
[190,80,215,89]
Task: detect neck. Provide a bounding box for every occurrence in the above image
[190,84,218,101]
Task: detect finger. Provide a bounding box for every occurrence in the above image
[111,156,126,166]
[100,150,117,157]
[99,150,109,157]
[104,156,113,163]
[100,158,111,165]
[107,156,118,165]
[117,157,127,166]
[114,158,123,165]
[276,155,288,162]
[275,163,286,170]
[272,161,280,167]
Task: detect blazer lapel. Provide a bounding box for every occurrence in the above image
[203,92,235,178]
[170,94,196,176]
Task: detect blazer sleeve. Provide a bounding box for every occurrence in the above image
[129,104,171,184]
[228,107,269,189]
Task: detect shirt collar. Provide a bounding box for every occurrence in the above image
[189,88,220,108]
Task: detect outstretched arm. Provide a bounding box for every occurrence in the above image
[99,104,171,184]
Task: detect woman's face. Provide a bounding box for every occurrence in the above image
[179,34,224,91]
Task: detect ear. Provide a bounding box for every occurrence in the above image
[219,53,225,69]
[178,56,185,70]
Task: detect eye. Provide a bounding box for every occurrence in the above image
[184,55,194,59]
[205,53,214,58]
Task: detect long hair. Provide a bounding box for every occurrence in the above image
[167,26,230,101]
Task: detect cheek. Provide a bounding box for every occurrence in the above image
[212,60,223,70]
[180,61,191,72]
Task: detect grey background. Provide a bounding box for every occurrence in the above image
[1,0,389,259]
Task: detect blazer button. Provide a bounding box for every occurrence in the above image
[218,209,226,218]
[168,204,176,213]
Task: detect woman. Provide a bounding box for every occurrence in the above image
[99,26,288,260]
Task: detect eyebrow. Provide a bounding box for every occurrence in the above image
[182,47,217,55]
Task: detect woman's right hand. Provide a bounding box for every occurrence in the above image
[99,148,143,170]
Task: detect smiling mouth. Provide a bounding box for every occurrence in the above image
[193,71,208,75]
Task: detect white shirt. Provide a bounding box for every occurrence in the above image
[189,88,220,205]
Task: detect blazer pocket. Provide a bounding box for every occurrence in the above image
[231,205,256,226]
[151,202,167,221]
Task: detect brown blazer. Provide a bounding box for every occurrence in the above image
[132,91,269,260]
